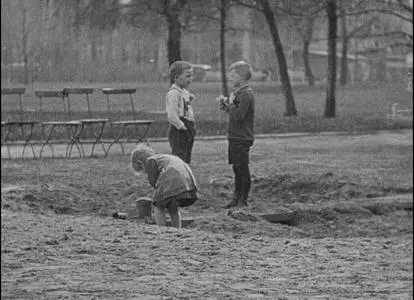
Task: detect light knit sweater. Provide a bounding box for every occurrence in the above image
[144,154,197,204]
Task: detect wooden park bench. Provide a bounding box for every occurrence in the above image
[101,88,154,156]
[1,87,40,159]
[35,90,84,159]
[62,88,108,157]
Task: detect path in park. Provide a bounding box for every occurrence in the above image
[1,129,412,159]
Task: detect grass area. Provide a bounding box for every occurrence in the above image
[1,81,412,139]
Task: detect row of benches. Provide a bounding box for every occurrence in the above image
[1,87,155,159]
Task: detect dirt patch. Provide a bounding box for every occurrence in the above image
[1,184,89,215]
[1,131,413,299]
[1,207,412,299]
[251,172,413,203]
[2,180,412,240]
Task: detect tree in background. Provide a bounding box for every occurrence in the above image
[281,0,324,87]
[324,0,338,118]
[234,0,297,116]
[338,0,379,86]
[219,0,230,97]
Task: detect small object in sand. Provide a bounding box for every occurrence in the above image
[112,212,128,220]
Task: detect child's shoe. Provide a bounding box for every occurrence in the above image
[222,191,240,209]
[236,195,248,208]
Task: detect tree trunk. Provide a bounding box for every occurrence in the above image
[164,1,182,65]
[106,31,113,64]
[302,40,315,86]
[260,0,297,116]
[91,35,98,62]
[339,3,348,86]
[340,37,349,86]
[220,0,229,97]
[324,0,338,118]
[22,5,29,85]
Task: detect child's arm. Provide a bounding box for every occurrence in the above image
[145,158,159,188]
[166,90,187,130]
[228,92,252,121]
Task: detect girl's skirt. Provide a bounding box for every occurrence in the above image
[153,189,198,209]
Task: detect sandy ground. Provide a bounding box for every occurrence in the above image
[1,130,413,299]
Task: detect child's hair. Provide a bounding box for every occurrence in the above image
[229,61,253,81]
[169,61,192,84]
[131,144,156,172]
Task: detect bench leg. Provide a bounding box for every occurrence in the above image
[40,125,56,159]
[137,123,152,145]
[1,124,12,159]
[65,124,85,159]
[106,124,126,156]
[20,124,38,160]
[88,122,107,157]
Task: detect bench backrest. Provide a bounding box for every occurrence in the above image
[62,88,95,119]
[102,88,138,121]
[34,90,69,121]
[1,87,26,121]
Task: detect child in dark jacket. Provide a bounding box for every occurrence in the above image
[218,61,255,209]
[131,144,198,228]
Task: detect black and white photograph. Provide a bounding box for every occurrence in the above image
[1,0,413,299]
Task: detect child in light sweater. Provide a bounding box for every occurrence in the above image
[131,144,198,228]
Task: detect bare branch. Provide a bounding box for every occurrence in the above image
[387,41,413,49]
[348,17,379,38]
[231,0,263,12]
[346,8,412,24]
[276,1,325,18]
[352,30,413,40]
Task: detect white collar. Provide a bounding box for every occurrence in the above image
[171,84,188,94]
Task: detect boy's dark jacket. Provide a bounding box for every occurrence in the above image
[227,85,255,142]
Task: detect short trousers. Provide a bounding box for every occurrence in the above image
[228,139,253,166]
[168,118,196,164]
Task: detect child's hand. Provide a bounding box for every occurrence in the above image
[217,95,229,111]
[216,95,228,104]
[219,102,229,111]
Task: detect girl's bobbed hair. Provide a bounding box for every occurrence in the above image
[131,144,156,172]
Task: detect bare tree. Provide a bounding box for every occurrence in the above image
[324,0,338,118]
[234,0,297,116]
[122,0,192,65]
[15,0,43,84]
[162,0,185,64]
[283,0,319,87]
[338,1,379,86]
[219,0,230,97]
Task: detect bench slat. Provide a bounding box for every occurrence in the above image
[111,120,154,125]
[35,90,64,98]
[80,118,109,123]
[1,87,26,95]
[5,121,40,125]
[42,121,81,126]
[101,88,136,95]
[63,88,95,95]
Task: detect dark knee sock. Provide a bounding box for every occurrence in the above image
[233,164,242,193]
[239,164,251,199]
